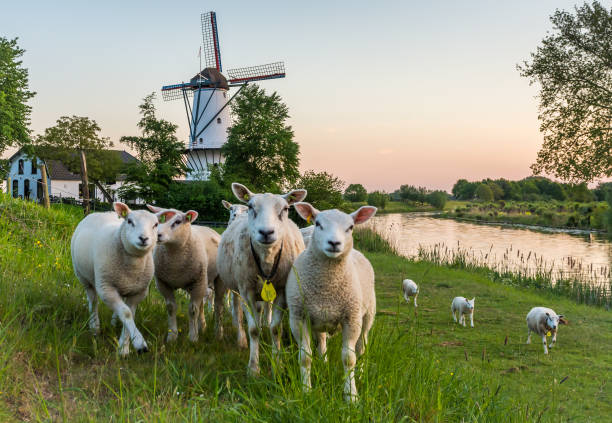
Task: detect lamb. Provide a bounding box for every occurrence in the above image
[216,183,307,375]
[451,297,475,327]
[146,205,221,342]
[71,202,173,356]
[526,307,567,354]
[300,225,315,247]
[222,200,248,225]
[402,279,419,307]
[286,203,377,402]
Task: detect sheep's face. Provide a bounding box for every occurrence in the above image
[114,203,162,254]
[294,203,377,259]
[222,200,248,225]
[231,183,307,247]
[545,312,559,330]
[156,210,198,244]
[466,298,475,311]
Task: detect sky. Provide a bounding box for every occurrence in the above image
[1,0,591,192]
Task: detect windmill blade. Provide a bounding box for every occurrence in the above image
[161,83,195,101]
[201,12,222,71]
[227,62,286,85]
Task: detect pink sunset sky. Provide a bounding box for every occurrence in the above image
[1,0,583,192]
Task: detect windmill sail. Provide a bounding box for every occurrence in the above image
[227,62,286,84]
[201,12,222,71]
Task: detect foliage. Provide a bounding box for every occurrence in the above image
[28,115,121,183]
[367,190,388,209]
[474,183,494,201]
[0,37,35,153]
[160,179,231,222]
[119,93,187,203]
[426,190,448,210]
[518,1,612,182]
[222,84,300,192]
[0,159,9,181]
[397,184,428,203]
[297,170,345,210]
[343,183,367,202]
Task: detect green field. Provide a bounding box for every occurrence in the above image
[0,194,610,421]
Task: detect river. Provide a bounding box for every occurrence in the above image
[368,213,611,285]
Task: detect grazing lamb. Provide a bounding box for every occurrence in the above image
[71,202,173,356]
[402,279,419,307]
[222,200,248,225]
[451,297,475,327]
[286,203,377,402]
[216,183,307,375]
[526,307,567,354]
[146,205,221,342]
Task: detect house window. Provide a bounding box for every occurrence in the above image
[31,158,37,174]
[12,180,18,198]
[37,179,43,200]
[217,117,222,124]
[24,179,30,199]
[199,138,203,144]
[18,159,24,175]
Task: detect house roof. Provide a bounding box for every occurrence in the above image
[8,148,138,182]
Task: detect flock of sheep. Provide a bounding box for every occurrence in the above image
[69,182,568,402]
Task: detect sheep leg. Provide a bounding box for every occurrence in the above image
[461,314,466,327]
[156,279,178,342]
[342,321,361,402]
[84,284,100,335]
[549,331,557,349]
[470,312,474,328]
[452,309,457,322]
[98,286,148,355]
[541,334,548,354]
[290,316,312,391]
[188,279,207,342]
[356,311,374,357]
[242,289,261,375]
[212,277,226,340]
[315,332,327,361]
[231,290,248,349]
[526,328,531,344]
[269,292,286,357]
[414,293,418,308]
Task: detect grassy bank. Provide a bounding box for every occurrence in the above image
[442,200,609,231]
[0,194,610,421]
[343,201,434,214]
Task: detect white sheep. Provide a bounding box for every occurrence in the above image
[146,205,221,342]
[216,183,307,375]
[222,200,248,225]
[71,202,173,356]
[451,297,475,327]
[286,203,377,402]
[300,225,315,247]
[526,307,567,354]
[402,279,419,307]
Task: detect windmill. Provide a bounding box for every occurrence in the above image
[161,11,286,180]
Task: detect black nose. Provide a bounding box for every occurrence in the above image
[259,229,275,238]
[328,240,341,249]
[139,236,149,244]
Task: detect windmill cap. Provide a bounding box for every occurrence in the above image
[191,67,229,89]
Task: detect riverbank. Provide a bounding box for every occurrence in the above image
[343,200,434,214]
[442,200,609,232]
[0,195,610,421]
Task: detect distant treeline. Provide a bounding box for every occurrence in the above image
[451,177,610,203]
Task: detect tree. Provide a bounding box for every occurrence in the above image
[399,184,428,203]
[452,179,478,200]
[367,191,388,209]
[344,183,367,202]
[222,84,300,192]
[427,191,448,210]
[518,2,612,182]
[475,183,494,201]
[298,170,345,210]
[0,37,35,154]
[31,116,120,212]
[119,93,187,203]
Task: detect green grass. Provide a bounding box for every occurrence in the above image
[343,201,434,214]
[0,193,610,421]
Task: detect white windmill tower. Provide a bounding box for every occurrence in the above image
[161,12,286,180]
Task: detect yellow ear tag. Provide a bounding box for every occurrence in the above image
[122,211,127,218]
[259,276,276,303]
[307,215,312,225]
[546,332,551,337]
[187,214,192,222]
[244,194,249,201]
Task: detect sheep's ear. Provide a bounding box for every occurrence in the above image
[559,316,568,325]
[232,183,254,203]
[284,189,307,205]
[158,210,176,223]
[471,298,475,302]
[545,312,550,317]
[294,202,319,223]
[351,206,377,225]
[185,210,198,223]
[222,200,232,210]
[113,202,131,219]
[147,204,163,213]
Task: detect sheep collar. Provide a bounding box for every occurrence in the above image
[250,239,284,282]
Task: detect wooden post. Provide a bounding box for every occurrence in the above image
[79,150,90,215]
[6,176,11,195]
[94,180,114,204]
[40,164,50,209]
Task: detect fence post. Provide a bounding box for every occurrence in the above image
[40,164,50,209]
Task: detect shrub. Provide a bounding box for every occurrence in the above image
[367,191,388,209]
[426,190,448,210]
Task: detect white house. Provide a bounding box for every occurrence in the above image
[5,148,138,203]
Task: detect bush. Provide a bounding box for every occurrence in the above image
[298,170,345,210]
[344,183,367,202]
[475,184,494,201]
[426,190,448,210]
[160,179,231,222]
[367,191,388,209]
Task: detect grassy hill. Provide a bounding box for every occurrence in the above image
[0,194,610,422]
